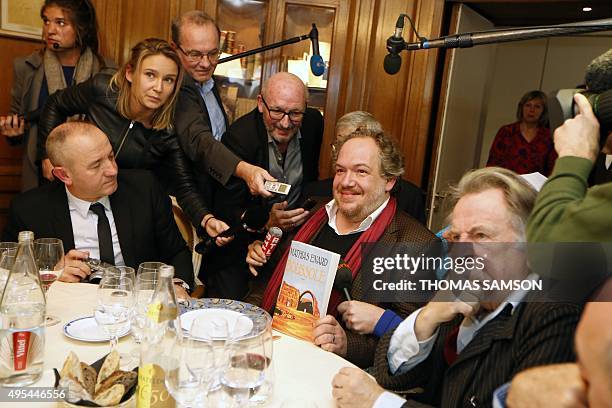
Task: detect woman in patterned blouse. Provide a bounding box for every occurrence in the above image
[487,90,557,176]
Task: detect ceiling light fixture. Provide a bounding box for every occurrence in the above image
[582,7,592,12]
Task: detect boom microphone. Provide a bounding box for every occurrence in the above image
[384,14,406,75]
[195,205,270,254]
[309,24,325,77]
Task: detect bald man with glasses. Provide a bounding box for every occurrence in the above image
[203,71,324,300]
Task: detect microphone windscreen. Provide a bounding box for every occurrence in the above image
[585,48,612,93]
[333,261,352,292]
[52,42,60,49]
[310,55,325,77]
[383,53,402,75]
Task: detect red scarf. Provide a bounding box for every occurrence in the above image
[261,197,397,315]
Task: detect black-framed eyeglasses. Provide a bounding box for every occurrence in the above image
[261,96,305,122]
[177,45,221,63]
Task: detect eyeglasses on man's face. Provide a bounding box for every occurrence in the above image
[261,96,305,122]
[178,45,222,63]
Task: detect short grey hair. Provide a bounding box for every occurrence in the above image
[335,111,383,136]
[446,167,537,239]
[171,10,220,46]
[46,121,99,166]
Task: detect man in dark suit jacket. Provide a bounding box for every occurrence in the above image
[2,122,193,295]
[204,71,324,300]
[171,10,274,203]
[331,167,581,408]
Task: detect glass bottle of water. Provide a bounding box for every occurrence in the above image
[0,231,46,386]
[137,265,179,408]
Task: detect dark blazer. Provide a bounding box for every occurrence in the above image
[215,107,324,224]
[174,75,239,186]
[2,170,194,287]
[372,301,581,408]
[201,107,324,300]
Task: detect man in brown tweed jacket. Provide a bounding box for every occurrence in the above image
[331,167,581,408]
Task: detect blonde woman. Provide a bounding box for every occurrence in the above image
[38,38,230,243]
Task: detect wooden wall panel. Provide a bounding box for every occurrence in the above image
[0,36,42,233]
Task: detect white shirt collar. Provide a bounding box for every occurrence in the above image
[65,187,111,218]
[324,196,390,235]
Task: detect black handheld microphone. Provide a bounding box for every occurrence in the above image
[309,24,325,77]
[384,14,406,75]
[195,205,270,254]
[52,43,60,49]
[333,261,353,301]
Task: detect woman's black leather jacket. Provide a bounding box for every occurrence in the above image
[37,72,209,226]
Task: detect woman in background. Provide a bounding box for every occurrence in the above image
[0,0,114,191]
[487,90,556,176]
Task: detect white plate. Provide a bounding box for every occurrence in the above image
[181,309,254,339]
[63,316,130,342]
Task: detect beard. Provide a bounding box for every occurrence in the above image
[333,183,389,224]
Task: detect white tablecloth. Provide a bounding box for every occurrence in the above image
[3,282,353,407]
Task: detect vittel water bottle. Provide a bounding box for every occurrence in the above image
[0,231,46,386]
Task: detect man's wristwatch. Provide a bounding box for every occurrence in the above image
[173,278,191,293]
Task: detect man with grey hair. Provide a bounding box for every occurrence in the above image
[201,71,323,300]
[171,10,276,206]
[2,122,193,296]
[331,166,580,408]
[248,128,438,368]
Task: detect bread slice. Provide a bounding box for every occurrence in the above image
[96,370,137,396]
[60,351,81,380]
[95,350,120,392]
[80,362,97,397]
[93,383,125,407]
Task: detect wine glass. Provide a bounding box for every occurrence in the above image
[165,334,216,407]
[137,261,165,278]
[104,266,136,288]
[249,324,274,405]
[94,274,134,367]
[190,316,231,393]
[33,238,64,326]
[219,337,266,406]
[129,271,158,357]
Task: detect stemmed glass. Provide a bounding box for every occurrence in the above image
[94,274,134,367]
[137,261,165,277]
[219,335,267,406]
[165,327,216,407]
[190,316,231,395]
[104,266,136,288]
[33,238,64,326]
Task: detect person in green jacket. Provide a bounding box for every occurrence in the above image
[527,93,610,242]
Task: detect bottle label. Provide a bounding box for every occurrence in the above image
[12,331,31,371]
[137,363,175,408]
[146,303,178,323]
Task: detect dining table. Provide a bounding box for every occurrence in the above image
[2,281,357,407]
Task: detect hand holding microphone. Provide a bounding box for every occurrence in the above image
[246,227,283,276]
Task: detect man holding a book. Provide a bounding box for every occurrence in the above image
[250,128,438,368]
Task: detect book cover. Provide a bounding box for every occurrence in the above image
[271,241,341,341]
